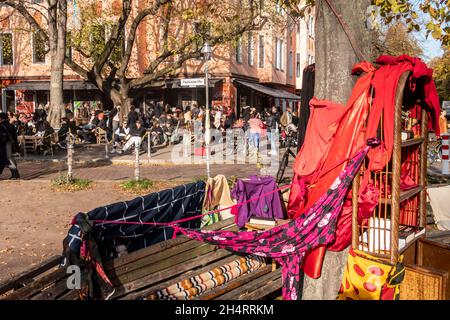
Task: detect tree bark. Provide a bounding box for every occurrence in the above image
[314,0,373,104]
[47,0,67,129]
[301,0,373,300]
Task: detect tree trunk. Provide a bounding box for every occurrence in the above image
[301,0,373,300]
[47,0,67,129]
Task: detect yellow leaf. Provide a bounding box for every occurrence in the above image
[432,29,442,39]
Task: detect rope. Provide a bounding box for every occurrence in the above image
[91,181,295,228]
[323,0,367,62]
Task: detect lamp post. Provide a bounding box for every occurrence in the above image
[202,42,213,178]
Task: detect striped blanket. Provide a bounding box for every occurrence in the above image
[146,255,266,300]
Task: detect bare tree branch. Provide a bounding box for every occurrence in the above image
[116,0,171,79]
[1,0,49,42]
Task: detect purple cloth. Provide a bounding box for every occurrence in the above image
[175,146,370,300]
[231,175,284,228]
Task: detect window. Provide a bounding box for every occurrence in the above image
[66,32,72,60]
[296,53,301,78]
[32,33,46,64]
[308,16,315,37]
[258,35,264,68]
[275,38,283,70]
[308,54,314,65]
[288,51,293,77]
[0,33,13,65]
[235,37,242,63]
[247,33,254,66]
[275,1,283,14]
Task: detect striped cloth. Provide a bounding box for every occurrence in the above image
[146,255,266,300]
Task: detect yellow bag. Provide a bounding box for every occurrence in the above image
[338,248,404,300]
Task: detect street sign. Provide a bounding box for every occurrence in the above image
[180,78,205,87]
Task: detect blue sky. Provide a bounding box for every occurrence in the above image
[412,6,445,62]
[414,31,444,62]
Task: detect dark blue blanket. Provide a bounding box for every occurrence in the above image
[65,181,206,259]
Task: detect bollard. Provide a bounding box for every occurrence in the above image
[105,131,109,158]
[67,134,74,181]
[442,133,449,175]
[134,143,140,181]
[147,132,151,160]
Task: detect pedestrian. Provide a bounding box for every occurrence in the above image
[127,105,139,130]
[439,109,448,134]
[0,112,20,179]
[280,106,292,128]
[247,113,263,152]
[242,105,251,122]
[110,104,121,140]
[264,109,278,156]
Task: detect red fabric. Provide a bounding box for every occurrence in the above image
[289,56,440,279]
[358,183,380,222]
[293,98,346,177]
[288,62,376,278]
[360,55,439,213]
[373,55,440,137]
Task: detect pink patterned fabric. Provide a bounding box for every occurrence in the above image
[174,145,371,300]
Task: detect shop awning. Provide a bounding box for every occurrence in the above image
[234,80,301,100]
[5,80,98,91]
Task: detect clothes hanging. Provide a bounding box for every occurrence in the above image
[338,248,405,300]
[175,146,370,300]
[231,175,284,228]
[298,64,315,151]
[366,55,441,175]
[288,62,376,279]
[201,174,235,226]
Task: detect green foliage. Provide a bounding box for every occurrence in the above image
[430,49,450,100]
[51,174,93,192]
[70,3,124,68]
[285,0,449,46]
[119,179,154,192]
[372,0,450,46]
[0,33,13,64]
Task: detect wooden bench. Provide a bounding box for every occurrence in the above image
[0,218,282,300]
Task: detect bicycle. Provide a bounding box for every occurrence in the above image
[428,138,442,166]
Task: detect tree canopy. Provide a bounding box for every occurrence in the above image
[373,22,424,57]
[430,48,450,100]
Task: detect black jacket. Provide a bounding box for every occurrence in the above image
[130,126,146,137]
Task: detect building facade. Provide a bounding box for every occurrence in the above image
[0,0,315,116]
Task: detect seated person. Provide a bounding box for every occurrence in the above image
[111,123,130,153]
[38,121,55,155]
[119,120,146,154]
[78,111,101,143]
[151,122,165,146]
[162,122,175,145]
[96,112,107,130]
[57,117,70,148]
[82,110,98,130]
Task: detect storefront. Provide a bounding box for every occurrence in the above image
[233,79,301,117]
[2,80,104,114]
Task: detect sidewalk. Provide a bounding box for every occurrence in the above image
[19,143,284,166]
